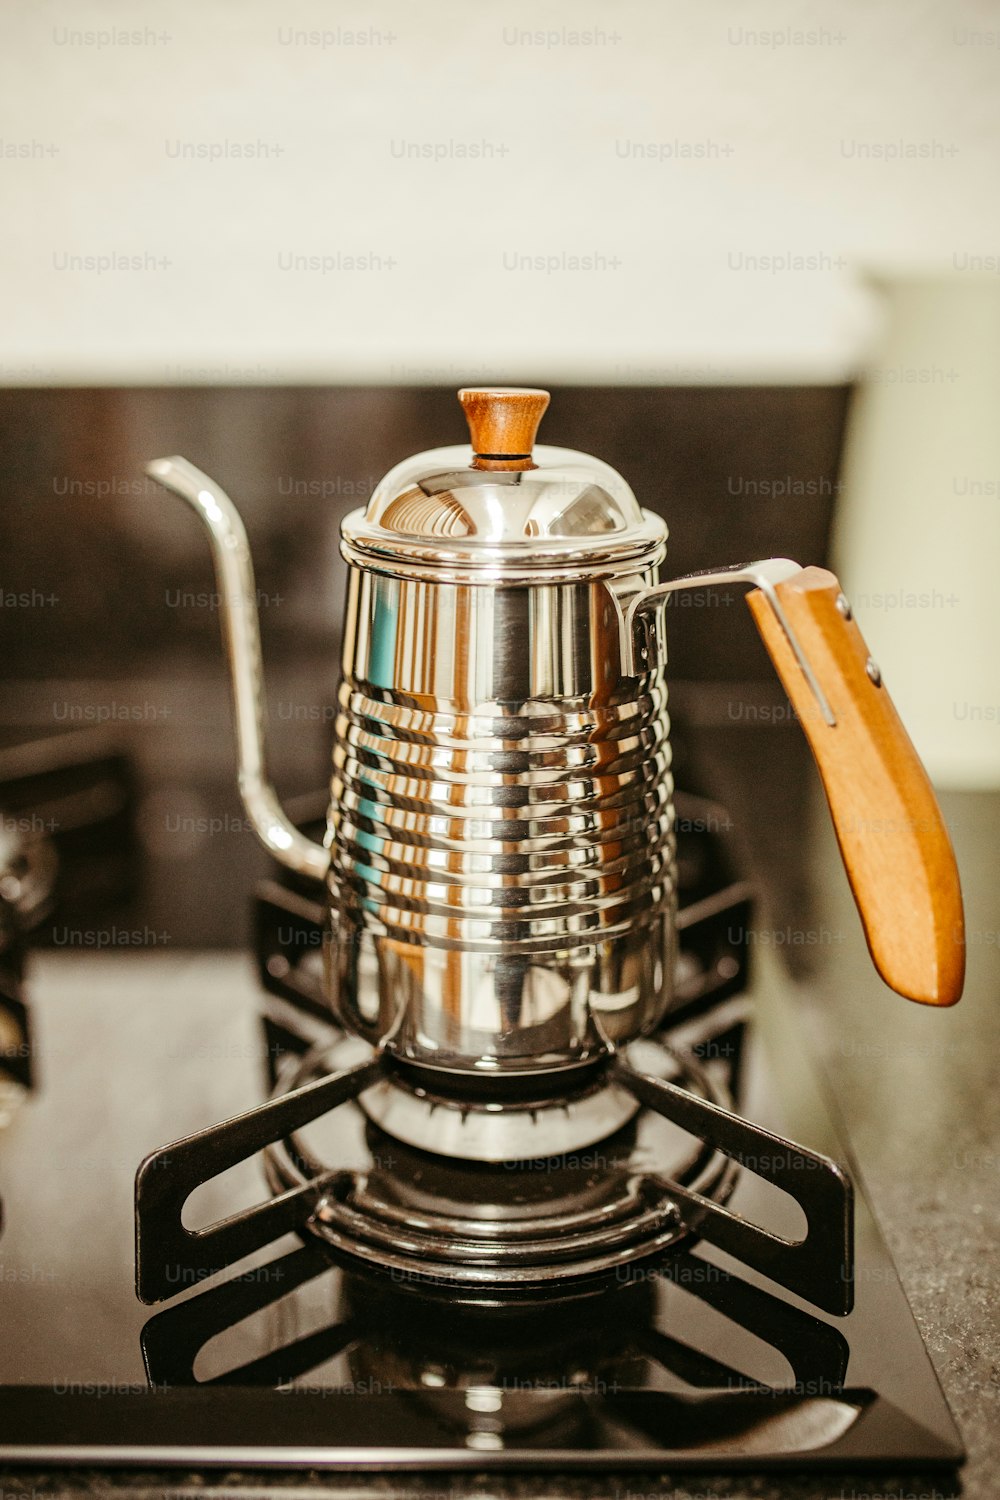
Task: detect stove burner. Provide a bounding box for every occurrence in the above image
[263,1035,736,1285]
[135,1017,853,1315]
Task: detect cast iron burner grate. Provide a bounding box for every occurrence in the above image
[134,1022,852,1314]
[259,1028,851,1305]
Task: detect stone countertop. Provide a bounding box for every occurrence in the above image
[795,785,1000,1500]
[1,773,996,1500]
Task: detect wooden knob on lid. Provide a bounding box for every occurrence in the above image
[458,388,550,471]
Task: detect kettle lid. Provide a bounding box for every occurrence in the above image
[341,388,666,580]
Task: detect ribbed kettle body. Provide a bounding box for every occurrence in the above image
[324,566,677,1075]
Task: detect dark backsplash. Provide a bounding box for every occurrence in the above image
[0,384,850,945]
[1,384,849,675]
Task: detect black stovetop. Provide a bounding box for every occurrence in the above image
[0,817,964,1474]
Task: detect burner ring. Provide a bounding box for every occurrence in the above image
[358,1063,642,1163]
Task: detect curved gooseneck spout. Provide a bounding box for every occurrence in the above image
[146,457,330,882]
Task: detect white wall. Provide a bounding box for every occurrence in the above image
[2,0,1000,384]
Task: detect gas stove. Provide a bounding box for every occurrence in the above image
[0,785,964,1474]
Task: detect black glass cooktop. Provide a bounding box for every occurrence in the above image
[0,945,963,1473]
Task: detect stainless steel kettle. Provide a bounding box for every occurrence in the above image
[148,387,965,1086]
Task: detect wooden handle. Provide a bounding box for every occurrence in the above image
[458,388,549,471]
[746,567,965,1006]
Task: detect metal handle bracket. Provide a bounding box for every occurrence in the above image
[609,559,837,727]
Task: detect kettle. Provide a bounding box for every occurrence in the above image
[147,387,964,1086]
